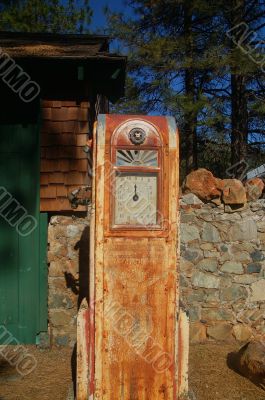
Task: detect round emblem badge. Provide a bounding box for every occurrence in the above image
[128,128,146,145]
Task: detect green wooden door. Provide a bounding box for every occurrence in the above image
[0,119,47,344]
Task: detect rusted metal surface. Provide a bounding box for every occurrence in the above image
[76,298,89,400]
[78,114,189,399]
[178,309,189,398]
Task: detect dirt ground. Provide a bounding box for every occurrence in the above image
[0,343,264,400]
[189,344,265,400]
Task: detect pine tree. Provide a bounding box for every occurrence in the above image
[107,0,229,175]
[107,0,265,178]
[214,0,265,175]
[0,0,92,33]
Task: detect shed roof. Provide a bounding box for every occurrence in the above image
[0,31,127,101]
[0,31,123,60]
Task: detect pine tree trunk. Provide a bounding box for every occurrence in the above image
[184,69,197,174]
[230,0,248,176]
[184,3,197,175]
[231,74,248,168]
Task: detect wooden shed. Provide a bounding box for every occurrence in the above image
[0,31,126,343]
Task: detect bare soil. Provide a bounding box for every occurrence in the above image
[189,343,265,400]
[0,343,264,399]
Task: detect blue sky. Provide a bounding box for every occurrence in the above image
[89,0,127,32]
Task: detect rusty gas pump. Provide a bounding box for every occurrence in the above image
[77,115,189,400]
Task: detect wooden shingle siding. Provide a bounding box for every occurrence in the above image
[40,100,89,212]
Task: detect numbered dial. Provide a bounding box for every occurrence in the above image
[114,172,158,226]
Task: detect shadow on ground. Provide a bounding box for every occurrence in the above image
[227,349,265,391]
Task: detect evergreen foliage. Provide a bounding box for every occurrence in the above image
[0,0,92,33]
[107,0,265,178]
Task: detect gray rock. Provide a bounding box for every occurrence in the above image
[197,212,214,222]
[250,200,265,211]
[180,213,196,223]
[207,323,233,341]
[204,289,219,303]
[180,193,204,205]
[197,258,218,273]
[220,252,231,262]
[220,286,248,302]
[191,271,220,289]
[220,276,233,288]
[229,219,257,241]
[181,224,200,243]
[220,245,229,252]
[188,306,201,321]
[201,308,234,321]
[231,251,251,263]
[224,204,247,213]
[36,332,51,349]
[257,221,265,233]
[180,258,194,277]
[55,335,69,346]
[66,224,80,238]
[182,248,203,263]
[220,261,244,275]
[202,223,220,243]
[49,293,74,309]
[247,263,262,274]
[250,279,265,302]
[215,212,241,221]
[203,251,219,258]
[231,243,255,253]
[233,275,259,284]
[250,250,264,262]
[180,274,190,287]
[200,243,215,250]
[49,310,73,327]
[186,289,205,303]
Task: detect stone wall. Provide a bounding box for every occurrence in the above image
[48,215,89,347]
[180,196,265,343]
[47,200,265,346]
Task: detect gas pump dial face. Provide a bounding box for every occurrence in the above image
[114,172,158,226]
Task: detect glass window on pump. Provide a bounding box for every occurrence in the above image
[114,171,158,226]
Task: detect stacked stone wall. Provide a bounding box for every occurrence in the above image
[180,198,265,343]
[47,200,265,346]
[48,215,89,346]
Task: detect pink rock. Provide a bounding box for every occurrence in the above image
[222,179,247,205]
[183,169,222,201]
[245,178,265,201]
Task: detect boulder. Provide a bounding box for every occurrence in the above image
[237,341,265,378]
[183,168,222,201]
[245,178,264,201]
[222,179,247,205]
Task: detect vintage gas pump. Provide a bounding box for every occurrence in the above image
[77,115,189,400]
